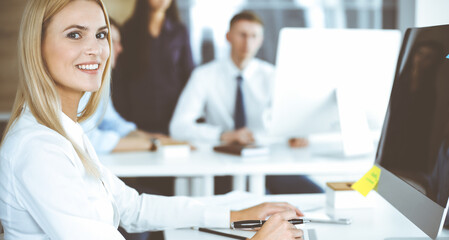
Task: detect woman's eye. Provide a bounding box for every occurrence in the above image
[67,32,81,39]
[96,32,108,39]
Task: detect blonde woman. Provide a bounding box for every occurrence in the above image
[0,0,304,239]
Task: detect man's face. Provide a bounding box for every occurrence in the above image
[111,24,122,68]
[226,20,264,62]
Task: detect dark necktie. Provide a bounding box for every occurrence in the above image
[234,75,246,129]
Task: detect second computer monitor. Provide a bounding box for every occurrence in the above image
[267,28,401,155]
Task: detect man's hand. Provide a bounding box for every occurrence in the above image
[220,127,255,145]
[128,130,169,140]
[288,137,309,148]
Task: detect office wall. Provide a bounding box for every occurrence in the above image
[415,0,449,27]
[103,0,135,25]
[397,0,415,33]
[0,0,26,112]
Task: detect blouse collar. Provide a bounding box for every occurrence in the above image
[60,111,85,150]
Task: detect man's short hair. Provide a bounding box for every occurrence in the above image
[229,11,264,29]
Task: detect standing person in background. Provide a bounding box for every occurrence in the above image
[170,11,322,195]
[80,16,171,240]
[79,19,169,240]
[110,0,193,232]
[80,18,167,155]
[112,0,194,135]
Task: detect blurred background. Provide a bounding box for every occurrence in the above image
[1,0,448,133]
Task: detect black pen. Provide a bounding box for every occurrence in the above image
[231,219,310,229]
[196,227,247,240]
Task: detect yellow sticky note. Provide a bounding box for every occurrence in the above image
[351,165,381,197]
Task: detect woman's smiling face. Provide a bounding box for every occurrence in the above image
[42,0,110,98]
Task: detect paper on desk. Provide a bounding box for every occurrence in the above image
[203,227,314,240]
[351,165,381,197]
[196,191,262,210]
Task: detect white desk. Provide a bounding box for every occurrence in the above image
[100,139,374,196]
[164,192,449,240]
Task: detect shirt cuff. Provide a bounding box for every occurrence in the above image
[117,122,137,137]
[94,132,121,154]
[212,128,224,144]
[203,205,231,228]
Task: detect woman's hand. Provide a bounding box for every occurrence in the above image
[231,202,303,223]
[251,211,304,240]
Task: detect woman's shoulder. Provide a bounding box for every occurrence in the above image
[0,117,78,186]
[1,113,72,161]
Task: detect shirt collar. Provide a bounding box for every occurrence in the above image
[60,111,85,150]
[146,18,175,39]
[225,56,257,81]
[164,18,175,32]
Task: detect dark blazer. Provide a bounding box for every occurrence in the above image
[112,19,195,134]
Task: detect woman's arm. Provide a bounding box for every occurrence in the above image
[231,203,304,240]
[12,134,125,239]
[230,202,303,222]
[112,135,152,152]
[251,211,304,240]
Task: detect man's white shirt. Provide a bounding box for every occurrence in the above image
[170,57,275,143]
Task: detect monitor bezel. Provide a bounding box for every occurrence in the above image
[375,25,449,239]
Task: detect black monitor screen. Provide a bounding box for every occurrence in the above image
[376,24,449,210]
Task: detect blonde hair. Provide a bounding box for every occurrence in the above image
[1,0,112,178]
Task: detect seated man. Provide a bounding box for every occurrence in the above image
[170,11,322,194]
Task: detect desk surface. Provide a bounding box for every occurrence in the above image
[164,192,449,240]
[100,141,374,177]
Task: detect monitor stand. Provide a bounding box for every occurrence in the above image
[306,88,374,158]
[336,87,374,157]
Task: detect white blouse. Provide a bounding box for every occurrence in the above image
[0,108,230,240]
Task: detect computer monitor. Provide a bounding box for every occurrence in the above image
[267,28,401,156]
[375,24,449,239]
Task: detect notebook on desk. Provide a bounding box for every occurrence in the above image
[213,144,269,157]
[197,228,316,240]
